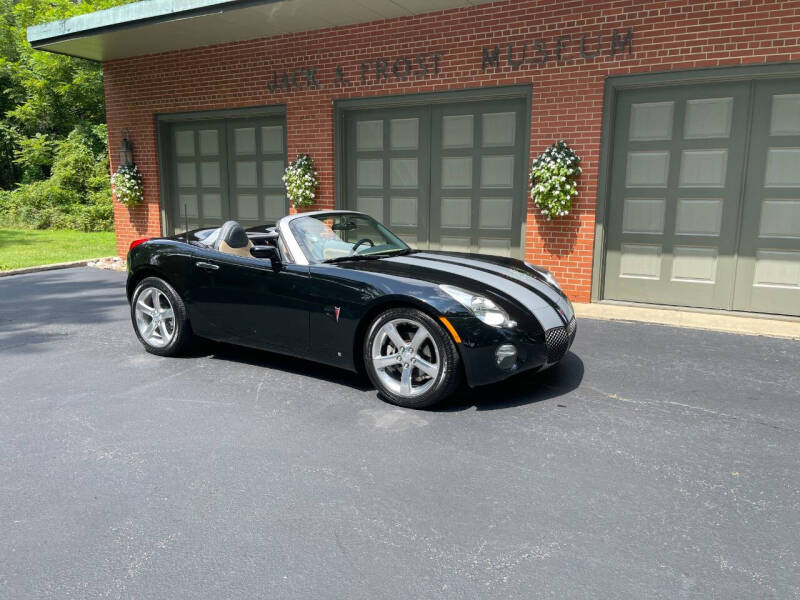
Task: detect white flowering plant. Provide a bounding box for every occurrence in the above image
[283,154,319,209]
[110,164,144,207]
[529,140,582,220]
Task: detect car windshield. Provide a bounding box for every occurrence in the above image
[288,213,409,264]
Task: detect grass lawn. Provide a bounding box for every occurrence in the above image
[0,229,117,271]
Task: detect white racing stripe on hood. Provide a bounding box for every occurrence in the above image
[413,252,574,322]
[387,255,564,330]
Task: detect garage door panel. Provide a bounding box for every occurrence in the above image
[675,198,723,236]
[769,94,800,135]
[441,157,473,188]
[441,114,473,148]
[759,199,800,238]
[346,107,431,246]
[260,126,283,153]
[629,101,674,141]
[226,118,287,227]
[390,158,418,188]
[619,243,662,280]
[440,197,471,228]
[764,148,800,188]
[429,100,526,256]
[170,122,228,231]
[356,120,383,150]
[604,82,751,310]
[344,99,526,256]
[198,129,219,156]
[678,149,728,188]
[478,238,512,257]
[670,246,719,284]
[753,250,800,288]
[389,196,418,227]
[176,161,197,188]
[201,193,223,220]
[683,97,733,140]
[167,116,287,233]
[175,130,196,156]
[390,117,419,150]
[622,197,666,234]
[733,79,800,316]
[607,78,800,316]
[625,151,670,188]
[233,127,256,155]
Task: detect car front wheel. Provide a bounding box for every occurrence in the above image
[364,307,462,409]
[131,276,193,356]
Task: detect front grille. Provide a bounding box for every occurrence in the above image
[545,317,576,364]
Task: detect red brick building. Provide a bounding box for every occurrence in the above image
[29,0,800,315]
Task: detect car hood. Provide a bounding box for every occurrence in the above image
[346,250,574,328]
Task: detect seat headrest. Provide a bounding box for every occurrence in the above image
[215,221,249,250]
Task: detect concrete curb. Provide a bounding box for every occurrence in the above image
[574,302,800,340]
[0,257,116,278]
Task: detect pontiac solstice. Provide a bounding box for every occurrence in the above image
[127,211,576,408]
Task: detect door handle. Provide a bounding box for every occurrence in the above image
[196,261,219,271]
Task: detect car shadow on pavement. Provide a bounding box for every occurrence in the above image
[194,339,584,409]
[189,340,374,392]
[439,351,585,412]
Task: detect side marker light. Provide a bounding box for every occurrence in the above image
[439,316,462,343]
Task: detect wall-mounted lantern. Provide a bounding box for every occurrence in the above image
[119,129,134,167]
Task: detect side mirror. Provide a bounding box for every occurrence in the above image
[250,245,282,269]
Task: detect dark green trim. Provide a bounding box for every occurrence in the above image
[334,85,533,112]
[155,104,286,124]
[29,0,281,51]
[591,61,800,303]
[156,118,170,235]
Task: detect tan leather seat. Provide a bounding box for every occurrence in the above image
[214,221,253,257]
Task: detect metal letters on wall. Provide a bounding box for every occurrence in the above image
[265,27,633,93]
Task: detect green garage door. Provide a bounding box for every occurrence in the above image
[604,79,800,316]
[167,116,287,232]
[344,98,527,257]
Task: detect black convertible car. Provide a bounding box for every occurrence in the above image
[127,210,576,408]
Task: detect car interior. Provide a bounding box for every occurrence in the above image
[289,215,403,263]
[194,221,284,260]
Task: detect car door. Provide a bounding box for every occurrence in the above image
[184,246,310,352]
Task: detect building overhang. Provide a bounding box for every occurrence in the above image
[27,0,491,62]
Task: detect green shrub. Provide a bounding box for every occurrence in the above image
[0,124,113,231]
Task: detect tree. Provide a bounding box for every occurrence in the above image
[0,0,134,230]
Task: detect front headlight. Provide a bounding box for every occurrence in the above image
[526,263,561,290]
[439,285,515,328]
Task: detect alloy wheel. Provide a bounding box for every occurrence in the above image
[134,286,176,348]
[370,317,441,398]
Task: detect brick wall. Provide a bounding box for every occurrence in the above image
[103,0,800,302]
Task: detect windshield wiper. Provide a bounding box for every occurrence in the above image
[378,248,412,257]
[322,248,411,264]
[322,254,380,264]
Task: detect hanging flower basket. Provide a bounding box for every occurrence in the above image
[111,164,144,207]
[529,140,582,220]
[283,154,319,209]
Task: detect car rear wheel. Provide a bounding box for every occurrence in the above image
[131,277,192,356]
[364,307,461,409]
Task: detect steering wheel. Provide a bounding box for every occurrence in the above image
[351,238,375,254]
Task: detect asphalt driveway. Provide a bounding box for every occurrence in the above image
[0,267,798,599]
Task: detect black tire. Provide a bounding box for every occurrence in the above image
[363,307,462,409]
[130,276,193,356]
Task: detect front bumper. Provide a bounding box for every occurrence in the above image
[454,315,577,388]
